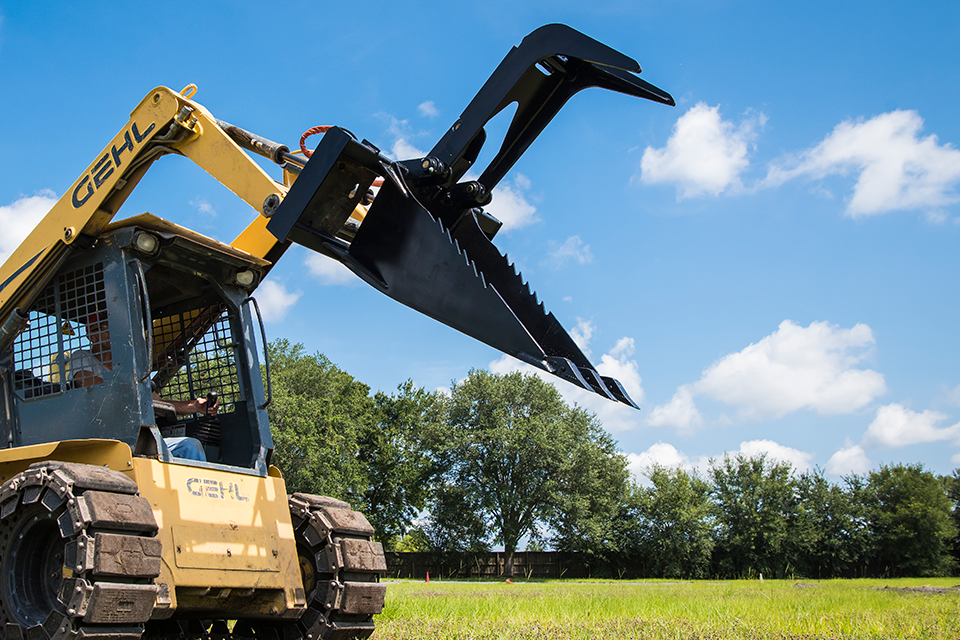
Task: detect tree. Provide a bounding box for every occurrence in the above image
[635,465,714,579]
[267,339,372,499]
[790,470,871,578]
[427,369,629,577]
[547,418,632,577]
[358,381,444,549]
[709,454,798,578]
[941,469,960,566]
[866,463,956,576]
[267,340,439,546]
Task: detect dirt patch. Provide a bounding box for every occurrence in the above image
[871,585,960,595]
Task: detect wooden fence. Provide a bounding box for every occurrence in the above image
[384,552,896,580]
[385,551,590,579]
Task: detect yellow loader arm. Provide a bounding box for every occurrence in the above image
[0,85,287,340]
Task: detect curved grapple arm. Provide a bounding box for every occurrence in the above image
[265,25,674,409]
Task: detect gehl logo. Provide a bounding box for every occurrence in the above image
[186,477,250,502]
[71,121,156,208]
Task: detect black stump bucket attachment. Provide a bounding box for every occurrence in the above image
[266,24,674,409]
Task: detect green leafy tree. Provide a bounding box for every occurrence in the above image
[710,454,798,578]
[267,339,372,499]
[547,414,632,577]
[358,381,444,549]
[394,527,431,552]
[426,483,491,553]
[866,463,956,576]
[941,469,960,566]
[427,369,628,577]
[267,340,440,545]
[635,465,714,578]
[790,470,872,578]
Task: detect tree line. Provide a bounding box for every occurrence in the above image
[266,339,960,578]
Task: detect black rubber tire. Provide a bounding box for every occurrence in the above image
[0,461,161,640]
[247,494,387,640]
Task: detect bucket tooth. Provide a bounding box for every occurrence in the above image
[578,367,618,402]
[545,356,591,391]
[601,376,640,409]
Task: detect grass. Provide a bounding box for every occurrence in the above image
[373,577,960,639]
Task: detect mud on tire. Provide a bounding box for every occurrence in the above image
[0,462,160,640]
[250,494,386,640]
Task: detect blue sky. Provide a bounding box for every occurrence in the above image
[2,1,959,481]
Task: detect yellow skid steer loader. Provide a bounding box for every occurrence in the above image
[0,24,672,640]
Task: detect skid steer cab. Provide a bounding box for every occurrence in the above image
[0,216,386,639]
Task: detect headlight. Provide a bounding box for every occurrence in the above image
[134,232,159,255]
[235,270,256,287]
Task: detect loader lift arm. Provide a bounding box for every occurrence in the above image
[0,24,673,408]
[0,83,289,337]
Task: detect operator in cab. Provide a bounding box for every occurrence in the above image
[70,310,216,461]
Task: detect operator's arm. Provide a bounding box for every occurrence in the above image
[152,392,218,416]
[72,371,102,388]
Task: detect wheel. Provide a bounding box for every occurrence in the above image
[247,494,386,640]
[0,461,161,640]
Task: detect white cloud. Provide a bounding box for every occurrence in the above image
[569,319,594,358]
[384,116,428,161]
[0,191,57,264]
[391,137,426,162]
[417,101,439,118]
[646,384,703,430]
[826,439,872,475]
[861,403,960,449]
[486,174,539,233]
[647,320,886,430]
[764,110,960,217]
[695,320,886,419]
[305,254,359,285]
[627,442,712,483]
[544,236,593,268]
[255,279,302,323]
[638,103,765,198]
[737,439,813,472]
[628,439,812,485]
[489,330,644,433]
[190,197,216,216]
[629,442,688,471]
[945,384,960,406]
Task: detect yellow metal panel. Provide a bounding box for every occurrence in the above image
[174,104,288,215]
[173,525,278,572]
[232,215,282,259]
[0,439,133,485]
[131,458,304,616]
[103,214,270,267]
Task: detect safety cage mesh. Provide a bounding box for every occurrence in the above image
[151,307,242,419]
[12,263,111,399]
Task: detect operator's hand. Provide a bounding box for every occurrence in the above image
[196,395,219,416]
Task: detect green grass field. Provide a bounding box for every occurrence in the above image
[374,578,960,639]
